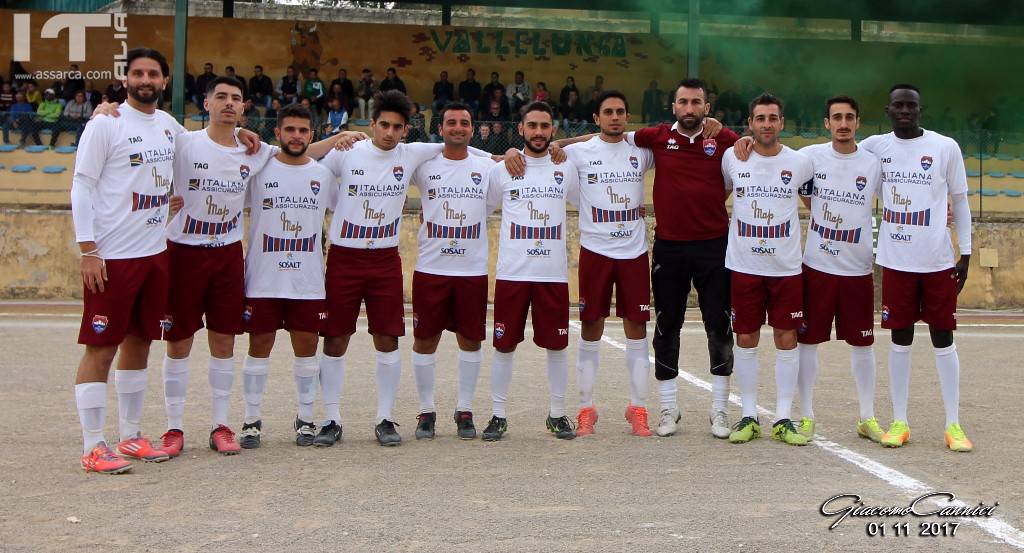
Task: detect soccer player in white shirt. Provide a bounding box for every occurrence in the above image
[720,93,814,446]
[408,102,497,440]
[235,104,336,449]
[860,84,973,452]
[483,101,581,441]
[560,90,656,437]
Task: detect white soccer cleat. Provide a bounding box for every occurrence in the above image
[656,408,681,437]
[710,410,731,439]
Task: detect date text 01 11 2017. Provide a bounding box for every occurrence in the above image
[819,492,999,533]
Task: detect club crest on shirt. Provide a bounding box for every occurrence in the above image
[471,172,482,185]
[91,315,108,334]
[240,165,250,179]
[855,176,867,191]
[629,155,639,169]
[165,129,174,143]
[553,171,564,185]
[494,322,506,339]
[160,315,173,332]
[703,138,717,156]
[920,156,933,171]
[780,170,792,185]
[243,305,253,322]
[310,180,320,195]
[393,166,405,181]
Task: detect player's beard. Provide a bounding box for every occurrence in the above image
[127,83,160,105]
[602,127,624,137]
[282,142,309,157]
[524,135,550,154]
[677,114,703,131]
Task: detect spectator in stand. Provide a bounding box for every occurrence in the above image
[642,80,662,123]
[658,91,673,122]
[379,67,407,95]
[405,102,427,143]
[558,76,578,108]
[82,80,102,108]
[300,97,320,138]
[66,64,85,98]
[0,83,15,144]
[326,82,346,108]
[470,122,490,151]
[480,93,509,123]
[52,77,68,106]
[9,92,34,146]
[507,70,531,113]
[277,65,301,105]
[458,68,481,115]
[62,89,93,145]
[323,96,349,136]
[329,68,355,113]
[482,72,503,106]
[224,66,248,98]
[582,74,604,102]
[262,97,281,141]
[499,120,524,150]
[249,64,274,108]
[533,81,550,103]
[241,97,261,133]
[36,88,62,147]
[560,88,588,136]
[302,68,326,113]
[355,68,375,120]
[193,62,216,109]
[584,88,601,127]
[25,82,41,108]
[432,70,454,114]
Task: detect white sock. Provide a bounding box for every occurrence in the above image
[76,382,107,453]
[797,343,818,420]
[576,339,600,408]
[319,354,345,423]
[242,355,270,424]
[456,349,482,412]
[711,375,729,413]
[490,350,514,418]
[774,348,799,421]
[411,351,437,413]
[375,349,401,423]
[547,348,569,418]
[658,379,677,411]
[208,356,235,428]
[162,356,190,431]
[734,345,759,418]
[935,344,960,426]
[293,355,319,422]
[625,338,650,408]
[115,369,148,441]
[888,343,912,422]
[850,345,876,421]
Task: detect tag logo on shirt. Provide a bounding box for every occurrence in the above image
[702,139,717,156]
[188,178,200,191]
[553,171,564,185]
[310,180,321,195]
[494,322,506,339]
[471,172,482,186]
[780,170,792,185]
[393,166,405,181]
[855,176,867,191]
[920,156,933,171]
[240,164,250,179]
[348,184,359,196]
[262,198,274,210]
[91,315,108,334]
[165,129,174,143]
[629,155,639,169]
[666,138,679,150]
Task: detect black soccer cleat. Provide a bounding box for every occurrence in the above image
[546,415,577,440]
[454,410,476,440]
[415,412,436,440]
[313,420,343,447]
[239,420,262,449]
[294,417,317,447]
[481,416,508,442]
[375,419,402,446]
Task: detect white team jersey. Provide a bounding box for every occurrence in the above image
[410,153,497,276]
[486,154,580,283]
[565,137,654,259]
[800,143,882,276]
[321,141,447,249]
[167,130,274,247]
[860,130,968,272]
[71,103,183,259]
[244,157,335,299]
[722,145,813,277]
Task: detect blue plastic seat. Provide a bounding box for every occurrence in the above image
[988,171,1006,178]
[55,146,77,154]
[0,144,17,153]
[980,188,998,197]
[42,165,66,174]
[11,164,35,173]
[996,153,1013,161]
[1002,189,1023,198]
[189,114,208,122]
[1011,171,1024,179]
[967,170,981,178]
[24,145,48,153]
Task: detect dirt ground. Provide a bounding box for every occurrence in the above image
[0,303,1021,552]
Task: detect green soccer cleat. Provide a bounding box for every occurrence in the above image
[944,423,973,452]
[771,419,810,446]
[728,416,761,443]
[797,417,815,439]
[857,417,884,443]
[880,420,910,448]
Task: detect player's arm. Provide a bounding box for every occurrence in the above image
[720,150,736,199]
[565,167,580,209]
[308,130,369,159]
[502,144,568,177]
[70,118,112,293]
[485,165,504,215]
[946,142,972,293]
[553,133,596,148]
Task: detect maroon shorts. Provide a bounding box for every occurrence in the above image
[163,241,245,341]
[577,247,652,323]
[881,267,958,331]
[412,271,488,342]
[798,265,874,346]
[730,270,803,334]
[324,245,405,338]
[244,298,328,335]
[493,280,569,350]
[78,251,170,346]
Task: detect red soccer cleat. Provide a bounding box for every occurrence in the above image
[576,406,598,436]
[117,436,171,463]
[625,405,653,437]
[81,443,133,474]
[160,429,184,458]
[209,425,241,455]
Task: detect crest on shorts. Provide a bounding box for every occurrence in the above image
[310,180,321,195]
[91,315,108,334]
[798,321,807,335]
[881,305,890,322]
[920,156,933,171]
[579,297,587,313]
[855,176,867,191]
[553,171,564,185]
[729,308,736,323]
[780,170,792,185]
[243,305,253,322]
[393,166,404,181]
[240,165,250,179]
[471,172,482,186]
[629,155,639,169]
[703,138,717,156]
[165,129,174,143]
[159,315,173,332]
[494,322,506,339]
[412,312,419,328]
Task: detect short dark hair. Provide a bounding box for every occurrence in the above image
[387,67,396,74]
[889,83,920,95]
[676,78,707,101]
[308,68,318,75]
[520,100,553,119]
[594,89,629,115]
[206,75,245,95]
[749,92,784,117]
[826,95,859,117]
[439,101,473,123]
[372,89,413,122]
[126,47,169,78]
[225,66,235,72]
[254,64,263,71]
[277,103,313,128]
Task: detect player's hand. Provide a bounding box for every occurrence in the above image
[549,143,567,164]
[734,136,754,161]
[335,131,369,150]
[504,148,526,177]
[703,117,723,138]
[953,254,970,294]
[238,128,261,155]
[639,205,647,217]
[169,194,184,218]
[81,255,107,294]
[90,101,120,119]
